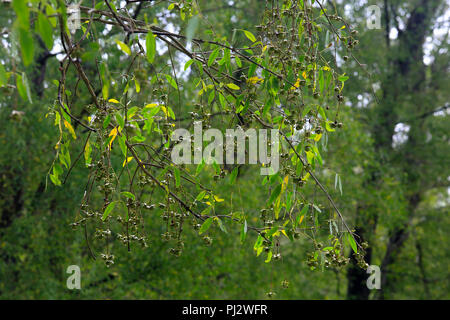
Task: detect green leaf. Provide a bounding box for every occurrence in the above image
[37,13,53,50]
[108,1,118,14]
[318,105,327,121]
[16,74,26,102]
[199,217,214,235]
[118,135,127,157]
[223,48,231,68]
[212,159,220,174]
[121,191,135,201]
[102,201,116,221]
[262,99,272,117]
[16,73,32,103]
[50,173,61,186]
[147,106,161,118]
[173,166,181,188]
[218,93,226,109]
[325,120,336,132]
[208,90,215,104]
[242,29,256,42]
[338,74,349,82]
[103,114,111,129]
[226,83,240,90]
[253,234,263,250]
[248,63,257,77]
[114,40,131,55]
[196,190,207,201]
[102,83,109,100]
[12,0,29,30]
[318,69,324,93]
[45,4,57,28]
[167,106,176,120]
[18,27,34,66]
[200,207,212,218]
[195,158,205,176]
[184,59,194,71]
[229,166,238,184]
[53,163,63,178]
[195,60,203,75]
[115,112,125,130]
[146,31,156,63]
[267,226,278,238]
[165,74,178,89]
[208,47,220,67]
[134,78,140,93]
[267,184,282,206]
[300,204,309,216]
[22,72,33,103]
[265,251,273,263]
[216,218,228,233]
[347,233,358,253]
[270,76,280,94]
[0,64,7,87]
[235,55,242,68]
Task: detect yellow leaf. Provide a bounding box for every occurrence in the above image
[134,78,140,93]
[84,140,91,162]
[122,157,133,167]
[340,25,346,29]
[323,66,331,71]
[160,106,168,118]
[115,39,131,55]
[214,195,224,202]
[290,78,300,90]
[306,151,314,164]
[108,98,119,104]
[108,127,118,149]
[281,175,289,193]
[302,71,307,79]
[109,127,118,136]
[144,103,158,109]
[314,133,322,142]
[63,120,77,140]
[54,112,61,126]
[298,215,304,225]
[247,76,263,85]
[226,83,240,90]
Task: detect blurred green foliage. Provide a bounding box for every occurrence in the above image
[0,0,448,299]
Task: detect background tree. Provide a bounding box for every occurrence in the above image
[324,0,449,299]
